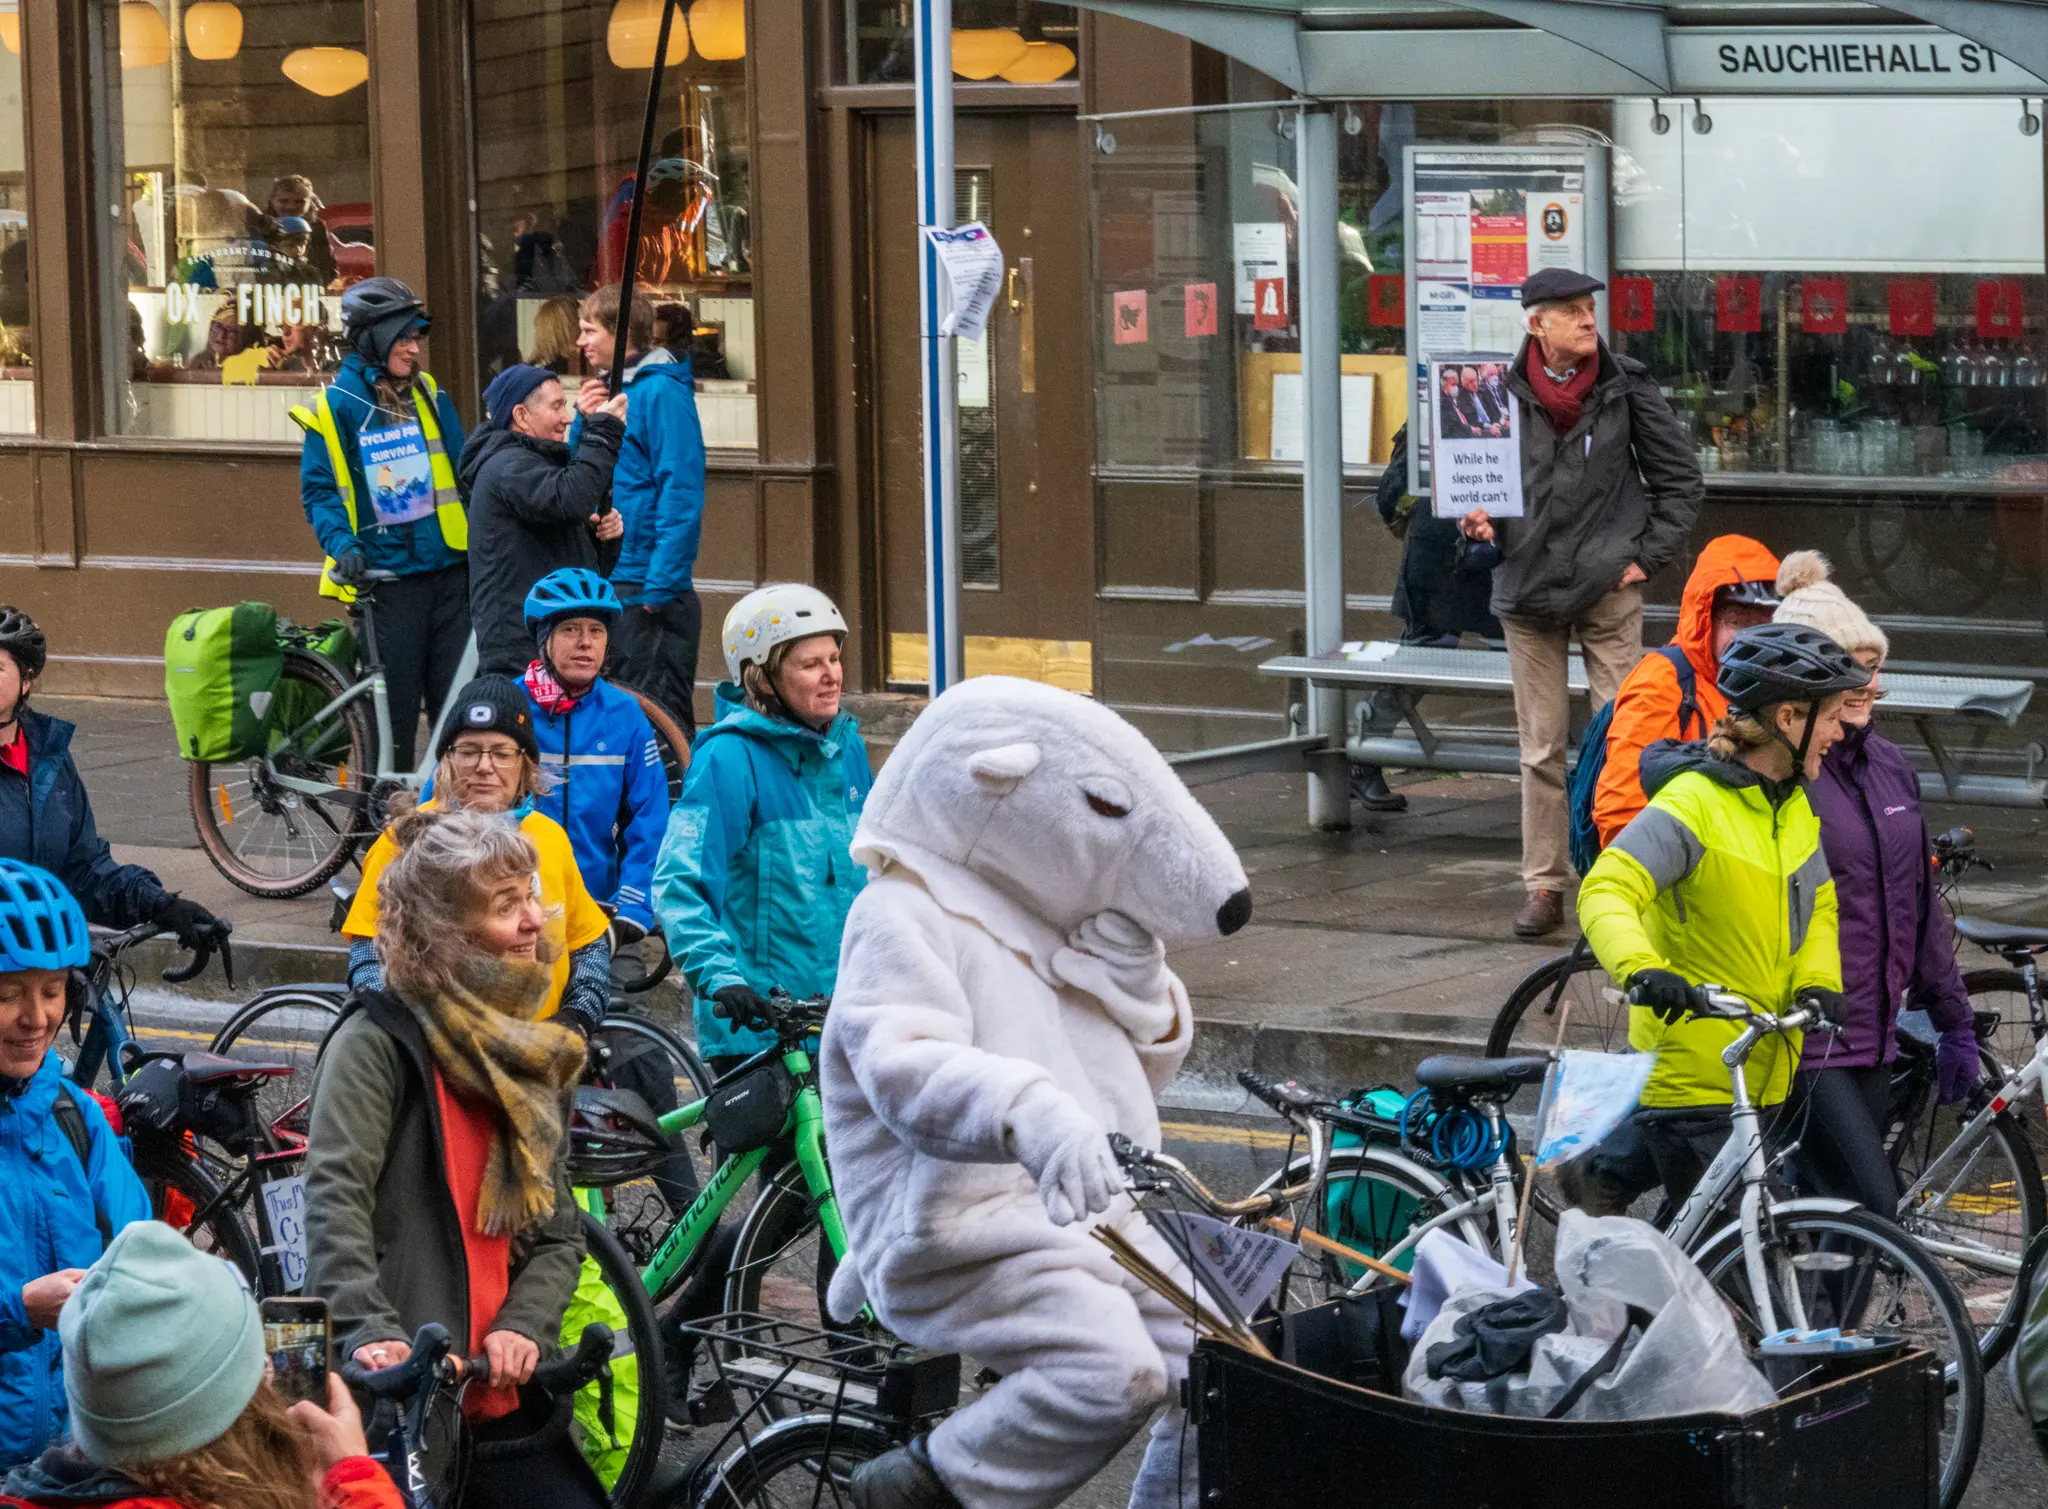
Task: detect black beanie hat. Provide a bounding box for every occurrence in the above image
[436,675,538,761]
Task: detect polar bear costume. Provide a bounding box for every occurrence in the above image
[820,676,1252,1509]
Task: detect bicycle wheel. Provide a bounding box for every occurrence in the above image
[190,648,375,898]
[1962,966,2048,1165]
[618,684,693,803]
[208,987,346,1142]
[574,1211,669,1508]
[135,1146,262,1287]
[1690,1204,1984,1509]
[683,1413,895,1509]
[583,1011,717,1277]
[723,1160,837,1327]
[1485,943,1623,1058]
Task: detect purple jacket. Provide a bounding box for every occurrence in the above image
[1801,721,1971,1069]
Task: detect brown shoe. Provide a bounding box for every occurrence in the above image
[1514,889,1565,938]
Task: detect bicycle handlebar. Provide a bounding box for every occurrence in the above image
[342,1322,614,1399]
[1107,1129,1325,1221]
[90,920,234,988]
[1237,1069,1320,1117]
[341,1323,456,1400]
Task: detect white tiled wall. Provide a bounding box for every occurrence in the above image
[129,382,319,443]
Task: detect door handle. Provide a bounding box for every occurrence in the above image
[1008,265,1022,313]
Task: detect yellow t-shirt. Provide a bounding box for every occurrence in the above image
[342,806,610,1017]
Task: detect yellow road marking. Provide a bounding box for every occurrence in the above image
[1160,1120,1296,1150]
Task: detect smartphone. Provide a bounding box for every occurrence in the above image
[260,1297,331,1409]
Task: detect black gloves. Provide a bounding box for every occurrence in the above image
[555,1002,599,1041]
[331,545,368,587]
[153,896,224,953]
[1627,968,1701,1025]
[713,984,772,1031]
[1794,987,1849,1028]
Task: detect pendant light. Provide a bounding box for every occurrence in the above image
[607,0,689,70]
[998,39,1074,83]
[119,2,172,70]
[688,0,744,61]
[281,45,370,96]
[183,2,243,61]
[950,28,1028,81]
[0,5,17,56]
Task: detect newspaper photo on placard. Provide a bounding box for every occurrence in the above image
[1429,353,1524,520]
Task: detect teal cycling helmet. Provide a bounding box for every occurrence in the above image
[525,568,623,644]
[0,859,88,971]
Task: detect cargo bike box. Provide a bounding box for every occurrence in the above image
[1189,1327,1942,1509]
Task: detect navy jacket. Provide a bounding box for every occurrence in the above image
[0,710,168,929]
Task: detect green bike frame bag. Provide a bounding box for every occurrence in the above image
[703,1059,798,1154]
[163,602,283,762]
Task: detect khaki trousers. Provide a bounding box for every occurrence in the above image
[1500,586,1645,893]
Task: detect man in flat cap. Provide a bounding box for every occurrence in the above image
[1461,266,1703,938]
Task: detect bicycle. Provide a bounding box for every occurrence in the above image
[65,918,233,1094]
[1223,993,1987,1509]
[187,571,692,898]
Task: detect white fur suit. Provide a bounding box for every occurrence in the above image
[820,677,1253,1509]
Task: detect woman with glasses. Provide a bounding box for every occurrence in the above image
[1773,552,1979,1216]
[341,676,613,1035]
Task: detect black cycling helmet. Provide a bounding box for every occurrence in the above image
[1716,622,1870,713]
[565,1087,671,1188]
[0,607,45,682]
[1713,578,1780,611]
[339,276,429,368]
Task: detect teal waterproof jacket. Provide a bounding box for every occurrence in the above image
[653,684,874,1058]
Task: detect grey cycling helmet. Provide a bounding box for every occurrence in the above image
[1713,578,1780,611]
[340,276,429,368]
[0,607,46,681]
[1716,622,1869,713]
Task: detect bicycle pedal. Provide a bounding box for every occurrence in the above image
[688,1378,738,1425]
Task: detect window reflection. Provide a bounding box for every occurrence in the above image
[847,0,1078,86]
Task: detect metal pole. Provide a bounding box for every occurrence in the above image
[607,0,681,430]
[914,0,964,694]
[1297,107,1349,830]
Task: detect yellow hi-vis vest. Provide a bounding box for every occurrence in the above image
[289,372,467,601]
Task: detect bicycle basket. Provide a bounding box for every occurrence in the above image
[702,1060,797,1155]
[567,1086,671,1187]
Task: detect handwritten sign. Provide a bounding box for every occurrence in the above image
[261,1174,310,1292]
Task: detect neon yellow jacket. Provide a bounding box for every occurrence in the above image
[1578,741,1841,1109]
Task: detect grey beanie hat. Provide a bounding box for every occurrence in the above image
[59,1221,267,1466]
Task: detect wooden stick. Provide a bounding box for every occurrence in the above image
[1506,997,1573,1285]
[1261,1216,1413,1287]
[1092,1227,1274,1359]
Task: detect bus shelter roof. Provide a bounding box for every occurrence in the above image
[1073,1,2048,99]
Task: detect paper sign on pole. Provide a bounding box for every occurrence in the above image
[1533,1051,1657,1170]
[1146,1209,1299,1323]
[923,221,1006,340]
[1428,353,1523,519]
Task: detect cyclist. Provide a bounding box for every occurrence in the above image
[342,676,612,1036]
[1772,552,1979,1213]
[305,807,599,1509]
[0,859,150,1470]
[1569,623,1868,1215]
[1589,534,1782,847]
[0,1220,401,1509]
[653,583,872,1079]
[0,609,223,950]
[293,277,470,770]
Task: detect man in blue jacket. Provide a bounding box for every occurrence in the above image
[293,277,470,769]
[576,284,707,738]
[0,860,150,1469]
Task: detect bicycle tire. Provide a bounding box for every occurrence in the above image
[583,1011,718,1280]
[577,1211,669,1508]
[722,1158,836,1324]
[135,1146,263,1288]
[617,684,693,804]
[1689,1204,1984,1509]
[208,987,347,1143]
[1484,943,1623,1059]
[190,648,375,898]
[679,1413,895,1509]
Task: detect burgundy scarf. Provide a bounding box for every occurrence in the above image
[1525,352,1598,435]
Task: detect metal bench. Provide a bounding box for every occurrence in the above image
[1258,643,2045,809]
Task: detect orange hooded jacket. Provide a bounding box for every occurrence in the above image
[1590,534,1783,847]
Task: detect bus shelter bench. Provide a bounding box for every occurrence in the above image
[1258,644,2044,810]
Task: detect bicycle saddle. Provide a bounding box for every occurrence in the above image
[1413,1055,1551,1096]
[180,1050,294,1082]
[1954,916,2048,953]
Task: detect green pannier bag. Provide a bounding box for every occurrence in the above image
[163,603,284,762]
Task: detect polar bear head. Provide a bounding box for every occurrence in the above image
[853,676,1251,944]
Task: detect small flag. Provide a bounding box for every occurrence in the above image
[1802,278,1848,335]
[1112,289,1148,345]
[1367,274,1405,327]
[1889,278,1936,338]
[1252,277,1288,331]
[1978,279,2024,340]
[1613,276,1655,333]
[1716,276,1762,334]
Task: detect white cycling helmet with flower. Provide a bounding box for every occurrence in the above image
[722,583,849,683]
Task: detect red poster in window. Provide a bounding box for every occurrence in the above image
[1613,276,1655,333]
[1367,274,1405,327]
[1252,276,1288,330]
[1889,278,1937,337]
[1112,289,1148,345]
[1183,282,1217,338]
[1801,279,1848,335]
[1978,279,2024,340]
[1716,276,1762,334]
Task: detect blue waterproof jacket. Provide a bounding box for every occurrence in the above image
[0,1054,150,1467]
[298,353,467,578]
[0,710,170,930]
[524,675,670,935]
[572,350,705,604]
[653,685,873,1058]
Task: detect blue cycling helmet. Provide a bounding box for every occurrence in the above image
[0,859,88,971]
[525,568,623,644]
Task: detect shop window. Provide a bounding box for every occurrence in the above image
[473,0,756,454]
[0,5,28,434]
[97,0,373,443]
[847,0,1078,87]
